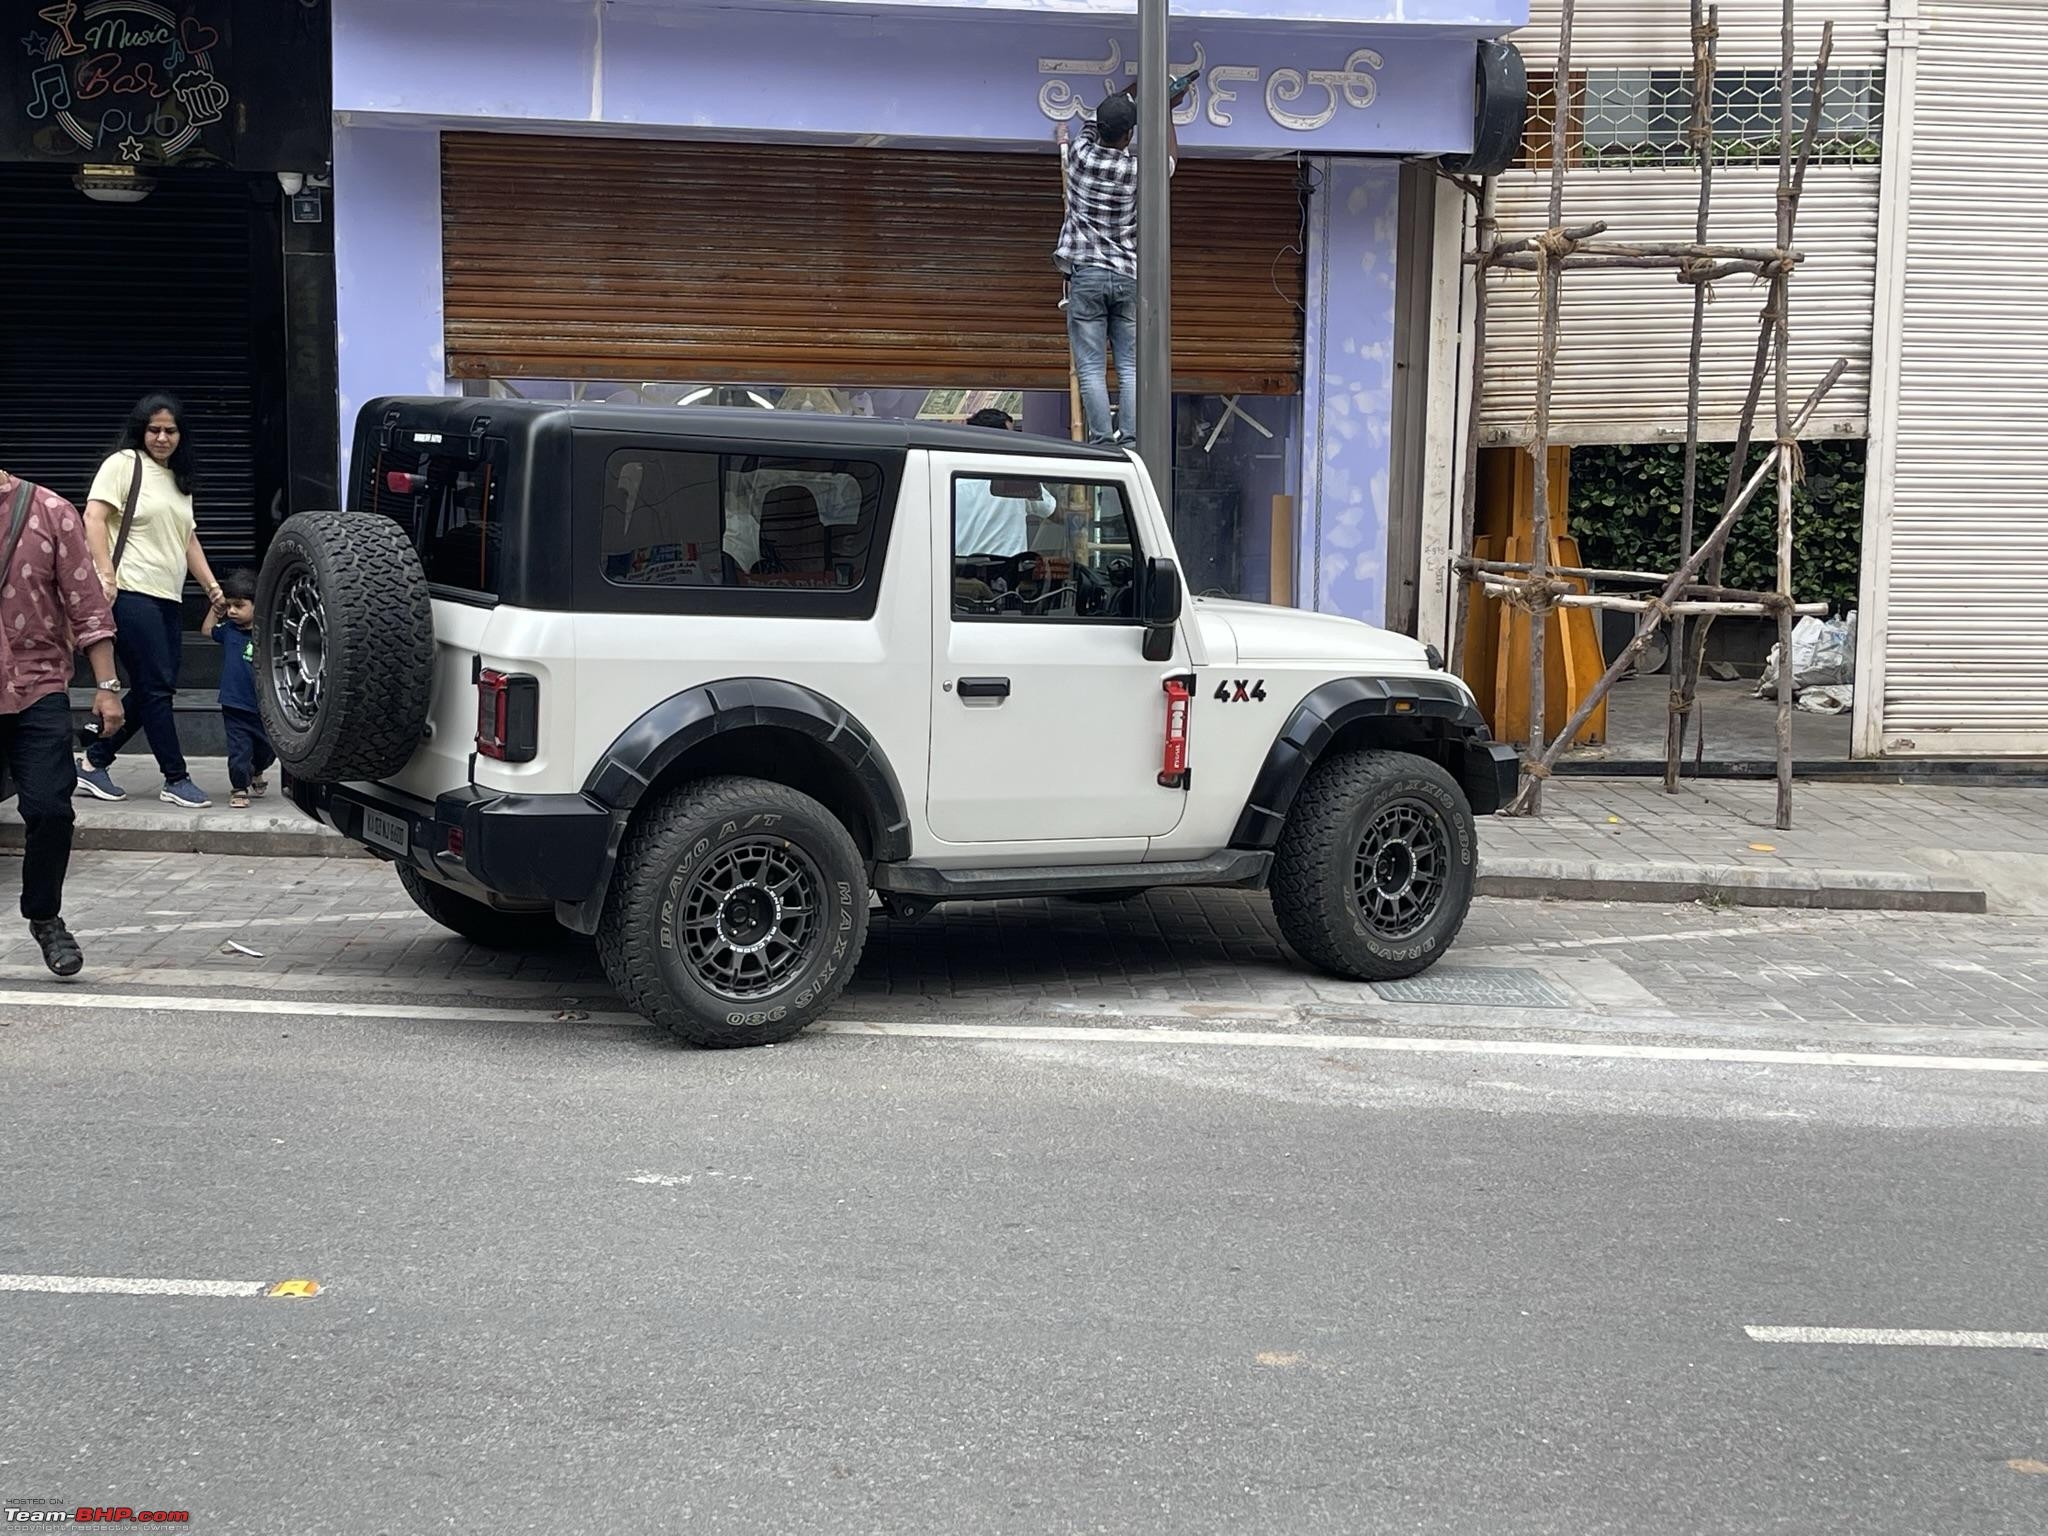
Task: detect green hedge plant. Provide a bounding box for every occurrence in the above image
[1566,439,1866,611]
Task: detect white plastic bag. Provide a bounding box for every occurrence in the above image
[1758,609,1856,699]
[1797,683,1853,715]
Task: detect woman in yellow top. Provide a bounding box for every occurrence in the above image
[73,394,229,809]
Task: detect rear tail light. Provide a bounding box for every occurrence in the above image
[476,669,539,763]
[1158,676,1192,788]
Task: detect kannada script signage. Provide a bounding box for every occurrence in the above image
[1038,39,1385,134]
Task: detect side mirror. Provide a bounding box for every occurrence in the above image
[1143,557,1183,627]
[1142,558,1181,661]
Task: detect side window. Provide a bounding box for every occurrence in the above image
[368,437,510,597]
[951,475,1143,620]
[600,448,884,592]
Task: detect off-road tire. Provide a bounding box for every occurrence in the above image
[395,863,565,950]
[255,510,435,785]
[1270,749,1477,982]
[597,776,869,1049]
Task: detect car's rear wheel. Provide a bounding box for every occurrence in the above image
[395,863,564,950]
[255,510,435,785]
[1270,749,1477,982]
[597,776,869,1048]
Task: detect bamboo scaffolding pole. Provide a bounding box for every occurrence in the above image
[1516,0,1578,817]
[1461,557,1822,607]
[1462,558,1701,585]
[1668,1,1720,792]
[1501,358,1848,813]
[1486,253,1792,274]
[1483,221,1610,256]
[1771,0,1799,829]
[1478,244,1798,271]
[1677,19,1836,777]
[1482,589,1828,618]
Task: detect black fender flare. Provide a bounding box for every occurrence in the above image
[558,679,912,934]
[1229,675,1498,849]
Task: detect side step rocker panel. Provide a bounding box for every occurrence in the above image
[872,850,1272,904]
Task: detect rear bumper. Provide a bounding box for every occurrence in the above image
[289,776,614,923]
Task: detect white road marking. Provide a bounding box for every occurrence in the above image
[1,1273,267,1298]
[1746,1326,2048,1349]
[5,989,2048,1076]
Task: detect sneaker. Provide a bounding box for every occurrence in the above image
[75,761,126,802]
[30,917,82,977]
[160,778,212,809]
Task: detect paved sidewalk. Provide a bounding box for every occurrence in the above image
[9,756,2045,914]
[1479,776,2048,915]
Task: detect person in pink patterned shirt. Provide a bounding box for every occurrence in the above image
[0,469,122,976]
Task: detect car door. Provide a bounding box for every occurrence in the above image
[925,451,1190,846]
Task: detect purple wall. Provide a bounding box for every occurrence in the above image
[332,124,450,492]
[1299,156,1400,625]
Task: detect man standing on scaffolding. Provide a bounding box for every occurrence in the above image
[1054,76,1186,445]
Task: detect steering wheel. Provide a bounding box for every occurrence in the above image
[1104,555,1136,618]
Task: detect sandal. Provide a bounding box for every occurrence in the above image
[231,790,250,809]
[250,776,269,799]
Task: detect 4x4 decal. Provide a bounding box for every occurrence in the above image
[1214,679,1269,704]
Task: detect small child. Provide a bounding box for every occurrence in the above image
[202,569,275,809]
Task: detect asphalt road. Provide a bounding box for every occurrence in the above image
[4,972,2046,1535]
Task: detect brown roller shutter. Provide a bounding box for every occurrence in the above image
[442,133,1304,396]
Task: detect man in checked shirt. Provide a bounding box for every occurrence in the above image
[1054,77,1186,445]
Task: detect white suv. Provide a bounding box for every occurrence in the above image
[259,399,1516,1047]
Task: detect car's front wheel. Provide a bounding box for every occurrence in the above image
[597,776,869,1048]
[1270,749,1478,982]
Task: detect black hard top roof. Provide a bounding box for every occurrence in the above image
[363,397,1132,464]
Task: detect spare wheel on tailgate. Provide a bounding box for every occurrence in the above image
[255,509,436,784]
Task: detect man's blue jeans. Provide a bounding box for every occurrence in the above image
[1066,264,1138,444]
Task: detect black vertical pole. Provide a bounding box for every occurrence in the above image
[1136,0,1172,519]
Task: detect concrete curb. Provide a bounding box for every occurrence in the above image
[1476,856,1988,914]
[3,816,1991,913]
[3,809,368,861]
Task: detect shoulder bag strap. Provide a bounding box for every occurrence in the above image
[109,450,143,572]
[1,478,36,585]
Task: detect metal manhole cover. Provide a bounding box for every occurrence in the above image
[1370,967,1572,1009]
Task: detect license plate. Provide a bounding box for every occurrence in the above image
[362,806,410,857]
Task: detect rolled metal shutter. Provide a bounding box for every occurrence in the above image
[1878,0,2048,752]
[0,165,259,568]
[1482,0,1886,444]
[441,134,1305,396]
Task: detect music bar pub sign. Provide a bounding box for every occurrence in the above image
[14,0,232,165]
